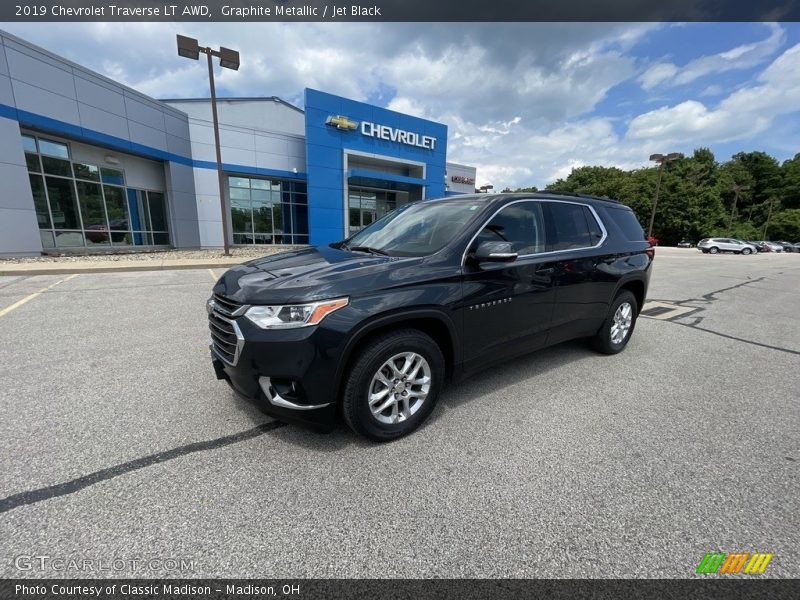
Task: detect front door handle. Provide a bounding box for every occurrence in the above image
[535,267,554,275]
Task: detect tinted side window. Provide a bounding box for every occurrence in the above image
[605,207,646,241]
[472,202,545,255]
[545,202,594,251]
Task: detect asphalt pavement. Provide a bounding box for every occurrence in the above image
[0,249,798,578]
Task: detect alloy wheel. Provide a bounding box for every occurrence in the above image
[610,302,633,345]
[368,352,431,424]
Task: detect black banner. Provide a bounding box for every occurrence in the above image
[1,0,799,22]
[2,579,800,600]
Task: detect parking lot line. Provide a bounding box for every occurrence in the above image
[208,268,217,281]
[0,274,78,318]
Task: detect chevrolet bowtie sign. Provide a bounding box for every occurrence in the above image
[325,115,358,131]
[325,115,437,150]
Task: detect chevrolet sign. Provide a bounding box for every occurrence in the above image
[326,115,358,131]
[325,115,437,150]
[361,122,437,150]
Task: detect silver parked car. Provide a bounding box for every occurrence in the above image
[697,238,757,255]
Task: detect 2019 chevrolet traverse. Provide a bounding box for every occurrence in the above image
[209,192,653,440]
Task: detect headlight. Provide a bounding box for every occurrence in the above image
[245,297,349,329]
[206,297,215,315]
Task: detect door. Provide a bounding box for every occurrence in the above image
[543,201,611,344]
[460,201,557,372]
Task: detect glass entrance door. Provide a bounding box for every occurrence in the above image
[348,188,397,236]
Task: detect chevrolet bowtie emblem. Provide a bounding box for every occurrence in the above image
[326,115,358,131]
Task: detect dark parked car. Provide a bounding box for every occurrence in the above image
[776,241,798,253]
[209,193,653,440]
[676,240,693,248]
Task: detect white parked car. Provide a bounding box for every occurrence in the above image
[697,238,757,255]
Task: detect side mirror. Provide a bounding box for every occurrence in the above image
[472,241,518,263]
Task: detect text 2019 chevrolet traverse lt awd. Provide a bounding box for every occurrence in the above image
[208,193,653,440]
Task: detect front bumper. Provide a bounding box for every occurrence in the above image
[210,318,344,431]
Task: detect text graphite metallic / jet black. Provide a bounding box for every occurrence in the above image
[208,192,653,440]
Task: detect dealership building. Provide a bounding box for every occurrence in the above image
[0,30,477,256]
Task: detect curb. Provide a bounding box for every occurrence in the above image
[0,261,243,276]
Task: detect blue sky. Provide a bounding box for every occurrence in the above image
[1,22,798,189]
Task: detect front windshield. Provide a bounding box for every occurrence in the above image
[341,200,484,257]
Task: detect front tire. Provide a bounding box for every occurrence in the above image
[342,329,445,441]
[709,246,719,254]
[742,248,752,255]
[591,290,638,355]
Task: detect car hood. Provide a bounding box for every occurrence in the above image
[213,245,423,304]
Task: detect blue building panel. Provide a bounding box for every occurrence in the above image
[304,88,448,245]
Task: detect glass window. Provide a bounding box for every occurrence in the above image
[231,199,252,236]
[25,153,41,172]
[346,199,484,257]
[147,192,168,231]
[473,202,545,255]
[291,204,308,234]
[39,139,70,159]
[250,178,270,190]
[42,156,73,178]
[55,231,85,248]
[29,174,51,229]
[230,187,251,201]
[73,163,100,181]
[604,207,644,241]
[77,181,106,229]
[22,135,37,154]
[546,202,594,251]
[229,176,250,188]
[24,132,169,249]
[103,186,130,234]
[100,168,124,185]
[40,230,55,249]
[583,206,604,242]
[45,177,81,230]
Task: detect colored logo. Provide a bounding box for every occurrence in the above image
[325,115,358,131]
[696,552,773,575]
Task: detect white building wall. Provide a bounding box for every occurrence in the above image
[446,162,478,194]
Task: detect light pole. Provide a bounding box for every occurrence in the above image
[177,35,240,256]
[647,152,683,239]
[479,184,494,194]
[728,183,749,235]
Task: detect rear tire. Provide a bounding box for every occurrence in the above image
[342,329,445,441]
[591,290,638,355]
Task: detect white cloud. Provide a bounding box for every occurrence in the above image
[638,23,785,90]
[628,43,800,146]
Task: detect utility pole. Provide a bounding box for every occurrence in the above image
[647,152,683,239]
[728,183,748,234]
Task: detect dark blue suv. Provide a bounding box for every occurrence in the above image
[209,193,653,440]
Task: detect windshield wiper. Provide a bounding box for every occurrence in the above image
[347,245,390,256]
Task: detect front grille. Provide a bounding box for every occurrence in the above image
[213,293,244,317]
[209,295,245,365]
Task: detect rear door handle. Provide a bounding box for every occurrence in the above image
[535,267,554,275]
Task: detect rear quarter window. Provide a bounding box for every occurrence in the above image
[605,207,646,241]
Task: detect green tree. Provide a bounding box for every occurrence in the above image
[766,209,800,241]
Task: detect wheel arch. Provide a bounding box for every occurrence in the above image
[614,278,646,314]
[333,309,460,407]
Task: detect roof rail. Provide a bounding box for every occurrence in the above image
[538,191,623,204]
